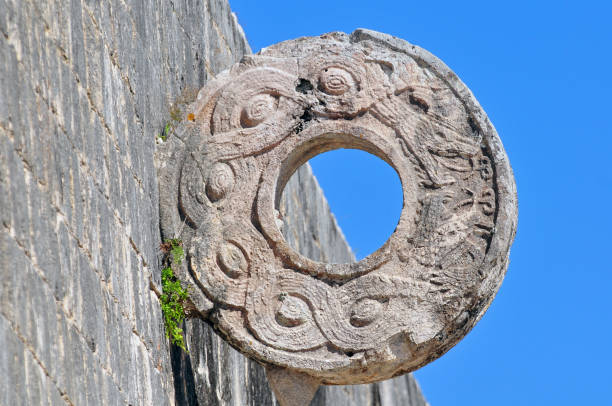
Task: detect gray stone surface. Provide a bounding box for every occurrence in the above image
[0,0,428,404]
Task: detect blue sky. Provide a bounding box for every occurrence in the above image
[230,1,612,404]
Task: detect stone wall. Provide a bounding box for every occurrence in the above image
[0,0,427,404]
[0,0,248,404]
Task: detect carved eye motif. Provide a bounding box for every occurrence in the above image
[217,242,248,278]
[318,67,355,95]
[240,93,278,128]
[206,162,234,202]
[276,295,310,327]
[211,67,295,135]
[350,298,384,327]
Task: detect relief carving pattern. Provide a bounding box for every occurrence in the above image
[158,29,517,385]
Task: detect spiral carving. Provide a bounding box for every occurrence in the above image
[160,29,517,385]
[206,163,234,202]
[217,242,247,278]
[276,295,310,327]
[241,93,278,128]
[318,67,354,95]
[350,298,384,327]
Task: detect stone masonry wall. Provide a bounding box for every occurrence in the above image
[0,0,428,404]
[0,1,248,404]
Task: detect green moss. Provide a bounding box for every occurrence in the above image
[156,122,172,142]
[167,238,184,265]
[156,104,184,142]
[160,239,188,351]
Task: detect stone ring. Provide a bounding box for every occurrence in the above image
[158,29,517,399]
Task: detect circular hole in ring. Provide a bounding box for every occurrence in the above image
[278,148,403,263]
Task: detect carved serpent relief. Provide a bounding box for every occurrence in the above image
[158,29,517,385]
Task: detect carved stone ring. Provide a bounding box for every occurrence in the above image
[158,29,517,403]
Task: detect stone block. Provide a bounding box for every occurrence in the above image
[0,316,27,405]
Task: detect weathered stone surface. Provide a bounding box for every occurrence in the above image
[0,1,247,404]
[159,27,517,395]
[1,0,429,403]
[267,366,322,406]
